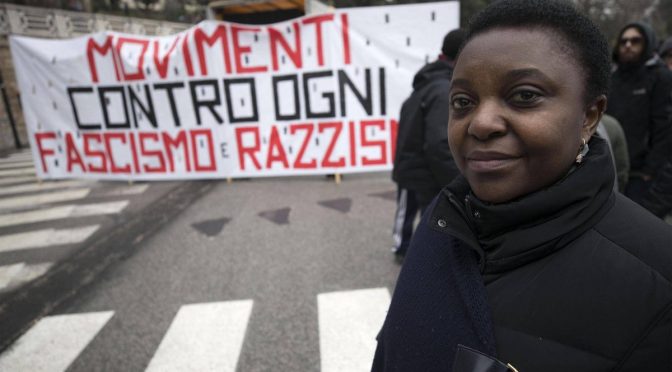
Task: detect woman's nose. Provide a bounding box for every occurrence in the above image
[467,101,507,141]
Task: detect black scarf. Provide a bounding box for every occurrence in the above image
[440,136,616,277]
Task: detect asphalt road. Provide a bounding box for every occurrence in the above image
[1,171,403,371]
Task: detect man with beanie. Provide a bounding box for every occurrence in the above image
[391,29,464,261]
[606,22,672,204]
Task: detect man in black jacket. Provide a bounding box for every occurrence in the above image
[606,22,672,203]
[637,37,672,221]
[640,161,672,218]
[391,29,464,260]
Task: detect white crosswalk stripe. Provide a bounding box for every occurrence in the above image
[0,201,129,228]
[0,263,27,289]
[0,311,114,372]
[318,288,391,372]
[0,161,34,170]
[0,188,90,209]
[0,180,91,196]
[103,184,149,196]
[0,225,100,253]
[0,153,33,163]
[0,176,36,186]
[145,300,254,372]
[0,262,52,290]
[0,167,36,177]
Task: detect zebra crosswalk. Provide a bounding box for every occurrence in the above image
[0,150,148,294]
[0,288,391,372]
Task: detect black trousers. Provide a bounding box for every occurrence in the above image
[392,187,427,256]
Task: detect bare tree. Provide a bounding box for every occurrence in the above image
[574,0,668,48]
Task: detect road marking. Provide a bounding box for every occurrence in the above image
[0,176,36,186]
[104,184,149,196]
[0,311,114,372]
[145,300,254,372]
[0,161,34,170]
[0,225,100,253]
[69,201,130,217]
[0,263,25,289]
[0,262,52,290]
[0,153,33,162]
[0,201,129,228]
[318,288,391,372]
[0,180,89,196]
[0,167,36,177]
[0,189,90,209]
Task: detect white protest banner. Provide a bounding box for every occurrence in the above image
[11,2,459,180]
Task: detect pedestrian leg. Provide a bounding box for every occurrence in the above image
[392,188,418,258]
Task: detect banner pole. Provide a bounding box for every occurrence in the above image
[335,173,341,184]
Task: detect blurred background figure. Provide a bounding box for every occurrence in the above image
[597,114,629,192]
[637,35,672,220]
[606,22,672,204]
[659,36,672,70]
[391,28,465,262]
[640,161,672,218]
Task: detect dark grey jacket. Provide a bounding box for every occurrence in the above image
[392,59,459,206]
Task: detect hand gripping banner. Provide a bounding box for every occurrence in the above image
[11,2,459,180]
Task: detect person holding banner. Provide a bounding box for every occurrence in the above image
[391,29,465,262]
[373,0,672,371]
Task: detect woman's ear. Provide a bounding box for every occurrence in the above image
[582,95,607,138]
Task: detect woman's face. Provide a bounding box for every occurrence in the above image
[448,27,603,204]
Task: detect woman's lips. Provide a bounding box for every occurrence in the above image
[465,151,520,172]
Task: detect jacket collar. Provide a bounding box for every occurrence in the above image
[430,136,616,275]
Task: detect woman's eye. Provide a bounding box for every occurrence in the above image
[510,90,542,104]
[451,97,473,110]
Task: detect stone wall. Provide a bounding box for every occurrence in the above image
[0,35,25,152]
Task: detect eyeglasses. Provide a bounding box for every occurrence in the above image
[619,37,643,46]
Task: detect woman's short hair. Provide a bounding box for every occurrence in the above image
[463,0,610,103]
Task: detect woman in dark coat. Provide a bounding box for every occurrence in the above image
[372,1,672,371]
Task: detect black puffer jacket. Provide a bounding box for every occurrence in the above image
[375,137,672,371]
[392,59,460,206]
[606,22,672,176]
[641,160,672,217]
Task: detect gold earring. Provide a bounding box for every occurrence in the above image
[575,138,587,164]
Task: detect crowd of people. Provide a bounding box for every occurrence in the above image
[379,0,672,370]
